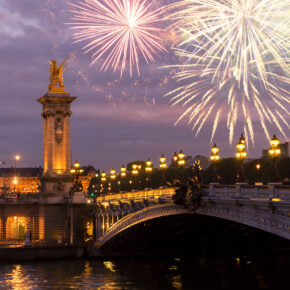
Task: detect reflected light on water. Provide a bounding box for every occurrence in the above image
[0,256,288,289]
[6,265,35,289]
[171,274,182,290]
[103,261,117,273]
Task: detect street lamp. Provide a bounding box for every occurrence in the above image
[70,160,84,180]
[210,143,220,183]
[145,158,153,187]
[145,158,153,172]
[14,154,20,177]
[177,150,185,181]
[110,168,116,193]
[132,164,139,175]
[110,168,116,180]
[131,164,139,189]
[159,154,167,186]
[256,163,261,183]
[269,134,281,182]
[100,171,107,194]
[172,151,178,180]
[120,165,127,178]
[13,176,18,192]
[177,150,185,166]
[119,165,127,192]
[70,160,84,193]
[235,134,247,183]
[172,152,178,164]
[101,171,107,182]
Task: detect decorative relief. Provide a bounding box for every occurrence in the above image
[55,117,64,143]
[53,181,65,193]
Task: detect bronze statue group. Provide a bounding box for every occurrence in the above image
[172,161,204,211]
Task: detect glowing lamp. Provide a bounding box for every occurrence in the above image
[178,150,185,160]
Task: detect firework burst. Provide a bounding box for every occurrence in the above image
[164,0,290,144]
[68,0,165,77]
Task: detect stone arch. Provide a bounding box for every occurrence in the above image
[6,216,29,240]
[97,204,290,249]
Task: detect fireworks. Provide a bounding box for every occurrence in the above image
[68,0,165,76]
[164,0,290,143]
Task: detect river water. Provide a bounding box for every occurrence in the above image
[0,255,289,289]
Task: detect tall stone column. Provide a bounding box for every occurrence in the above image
[38,94,76,175]
[38,59,76,202]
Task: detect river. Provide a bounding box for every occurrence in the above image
[0,255,289,289]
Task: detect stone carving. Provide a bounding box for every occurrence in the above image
[55,117,64,143]
[53,181,65,193]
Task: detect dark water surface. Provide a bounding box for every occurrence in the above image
[0,255,289,289]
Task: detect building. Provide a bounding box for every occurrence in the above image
[0,167,94,194]
[0,168,42,194]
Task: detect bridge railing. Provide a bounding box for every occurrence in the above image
[96,184,290,205]
[208,184,290,200]
[96,187,175,204]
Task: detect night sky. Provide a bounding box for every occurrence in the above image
[0,0,288,171]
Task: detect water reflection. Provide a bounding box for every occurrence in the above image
[3,264,41,290]
[0,255,289,289]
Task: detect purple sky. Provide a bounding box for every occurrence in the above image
[0,0,289,171]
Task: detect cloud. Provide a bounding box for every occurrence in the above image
[0,3,41,39]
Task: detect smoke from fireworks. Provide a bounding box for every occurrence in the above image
[164,0,289,144]
[68,0,165,77]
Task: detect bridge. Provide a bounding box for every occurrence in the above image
[89,184,290,255]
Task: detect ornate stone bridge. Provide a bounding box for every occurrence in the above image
[91,184,290,253]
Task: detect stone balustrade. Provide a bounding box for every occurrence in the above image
[96,184,290,206]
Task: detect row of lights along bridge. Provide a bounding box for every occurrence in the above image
[69,134,283,196]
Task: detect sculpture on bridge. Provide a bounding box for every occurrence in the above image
[69,180,83,196]
[48,57,69,93]
[172,166,204,211]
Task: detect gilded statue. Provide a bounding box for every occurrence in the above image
[48,57,69,93]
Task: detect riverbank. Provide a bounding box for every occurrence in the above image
[0,245,84,262]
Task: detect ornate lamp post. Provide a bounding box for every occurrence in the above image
[235,134,247,183]
[145,158,153,187]
[120,165,127,178]
[177,150,185,181]
[100,171,107,182]
[70,160,84,180]
[256,163,261,183]
[210,143,220,183]
[120,165,127,192]
[173,152,178,164]
[131,164,139,189]
[100,171,107,194]
[159,154,167,186]
[269,134,281,182]
[110,168,116,193]
[70,160,84,192]
[12,154,20,192]
[172,151,178,180]
[14,154,20,175]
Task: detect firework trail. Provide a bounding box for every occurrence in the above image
[164,0,290,144]
[68,0,166,77]
[165,48,289,144]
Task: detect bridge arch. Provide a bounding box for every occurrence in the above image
[95,203,290,254]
